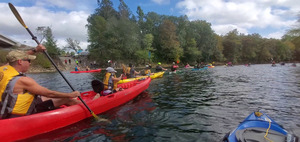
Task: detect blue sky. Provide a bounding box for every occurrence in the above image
[0,0,299,49]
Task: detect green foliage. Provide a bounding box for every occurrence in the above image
[158,20,183,62]
[0,50,9,65]
[32,53,51,68]
[85,0,297,66]
[222,29,242,63]
[42,27,60,58]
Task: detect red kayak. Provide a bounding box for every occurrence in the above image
[70,69,101,73]
[0,77,151,141]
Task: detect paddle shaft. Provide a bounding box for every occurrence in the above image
[27,29,94,112]
[8,3,96,116]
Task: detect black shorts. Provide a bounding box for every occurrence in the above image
[35,100,55,113]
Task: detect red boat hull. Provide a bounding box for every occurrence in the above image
[70,69,101,73]
[0,77,151,141]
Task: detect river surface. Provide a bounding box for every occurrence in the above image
[24,64,300,142]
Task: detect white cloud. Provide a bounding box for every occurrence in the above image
[0,3,89,49]
[176,0,299,38]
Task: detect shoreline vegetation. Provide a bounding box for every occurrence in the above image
[0,52,297,73]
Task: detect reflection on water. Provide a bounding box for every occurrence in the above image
[26,64,300,141]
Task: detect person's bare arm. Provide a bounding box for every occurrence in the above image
[26,44,46,55]
[112,74,123,82]
[14,77,80,98]
[135,71,140,74]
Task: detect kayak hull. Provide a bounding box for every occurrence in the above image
[222,111,298,142]
[118,72,164,84]
[70,69,101,73]
[0,77,151,141]
[150,71,165,79]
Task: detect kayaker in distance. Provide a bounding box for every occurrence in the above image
[75,65,80,71]
[85,66,90,71]
[185,63,191,68]
[170,62,179,73]
[129,63,140,78]
[155,62,167,72]
[0,45,81,119]
[144,65,154,76]
[103,67,124,95]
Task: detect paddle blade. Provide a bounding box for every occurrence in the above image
[91,112,111,123]
[8,3,27,28]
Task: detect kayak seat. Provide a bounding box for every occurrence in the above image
[235,127,291,142]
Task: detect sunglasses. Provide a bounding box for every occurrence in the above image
[22,59,31,63]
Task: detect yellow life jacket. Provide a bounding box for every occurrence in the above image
[103,72,117,90]
[144,69,151,75]
[126,67,131,74]
[0,65,39,118]
[0,65,20,101]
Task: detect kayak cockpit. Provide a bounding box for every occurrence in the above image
[235,127,298,142]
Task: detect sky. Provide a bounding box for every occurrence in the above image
[0,0,299,50]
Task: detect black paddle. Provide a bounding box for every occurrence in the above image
[8,3,103,121]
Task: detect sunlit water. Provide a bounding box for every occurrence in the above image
[25,64,300,141]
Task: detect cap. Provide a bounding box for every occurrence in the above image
[145,65,149,68]
[158,62,161,65]
[106,67,117,73]
[6,50,36,63]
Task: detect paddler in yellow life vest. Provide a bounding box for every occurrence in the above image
[125,63,132,78]
[144,65,154,76]
[103,67,123,95]
[0,45,81,119]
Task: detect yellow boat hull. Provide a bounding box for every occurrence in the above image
[118,72,165,84]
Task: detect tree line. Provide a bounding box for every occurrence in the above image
[40,0,300,66]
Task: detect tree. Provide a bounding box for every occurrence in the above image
[42,27,60,58]
[182,38,201,63]
[64,38,82,53]
[96,0,118,20]
[222,29,242,63]
[36,26,47,43]
[158,20,183,62]
[118,0,131,19]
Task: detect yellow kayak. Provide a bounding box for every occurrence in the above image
[118,72,165,84]
[150,71,165,79]
[118,76,148,84]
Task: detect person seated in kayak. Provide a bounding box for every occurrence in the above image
[0,45,81,119]
[121,64,127,79]
[155,62,167,72]
[103,67,124,95]
[129,64,140,78]
[75,65,80,71]
[85,66,90,71]
[91,79,104,100]
[185,63,191,68]
[271,61,276,66]
[170,62,179,72]
[144,65,154,76]
[125,63,133,78]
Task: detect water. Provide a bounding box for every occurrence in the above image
[25,64,300,141]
